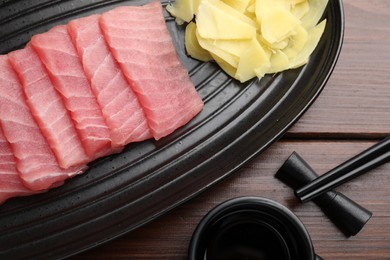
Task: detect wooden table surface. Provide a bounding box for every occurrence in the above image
[73,1,390,259]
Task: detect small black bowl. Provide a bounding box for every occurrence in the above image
[188,197,321,260]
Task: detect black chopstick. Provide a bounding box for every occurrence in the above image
[295,137,390,203]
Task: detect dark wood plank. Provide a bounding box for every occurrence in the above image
[288,0,390,138]
[73,141,390,259]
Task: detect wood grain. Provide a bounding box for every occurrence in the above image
[288,0,390,138]
[73,141,390,259]
[72,0,390,259]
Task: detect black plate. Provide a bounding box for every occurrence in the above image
[0,0,344,259]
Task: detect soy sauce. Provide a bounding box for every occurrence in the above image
[204,218,290,260]
[188,198,317,260]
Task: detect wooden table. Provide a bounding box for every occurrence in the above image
[73,1,390,259]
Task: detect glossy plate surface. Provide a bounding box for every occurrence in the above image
[0,0,344,258]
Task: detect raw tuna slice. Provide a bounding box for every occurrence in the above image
[8,45,89,169]
[0,126,35,204]
[0,56,86,191]
[68,15,152,147]
[100,2,204,140]
[31,25,113,159]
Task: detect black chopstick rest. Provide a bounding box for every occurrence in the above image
[275,152,372,237]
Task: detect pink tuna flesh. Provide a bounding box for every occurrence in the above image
[0,126,36,204]
[8,45,89,169]
[67,15,152,147]
[31,25,113,159]
[0,56,87,191]
[99,2,204,140]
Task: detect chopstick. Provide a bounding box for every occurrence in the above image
[295,137,390,203]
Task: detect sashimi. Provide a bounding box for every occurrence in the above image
[0,56,86,191]
[67,15,152,147]
[0,126,35,204]
[31,25,113,159]
[100,2,204,140]
[8,45,89,169]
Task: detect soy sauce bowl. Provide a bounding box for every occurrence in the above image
[188,197,321,260]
